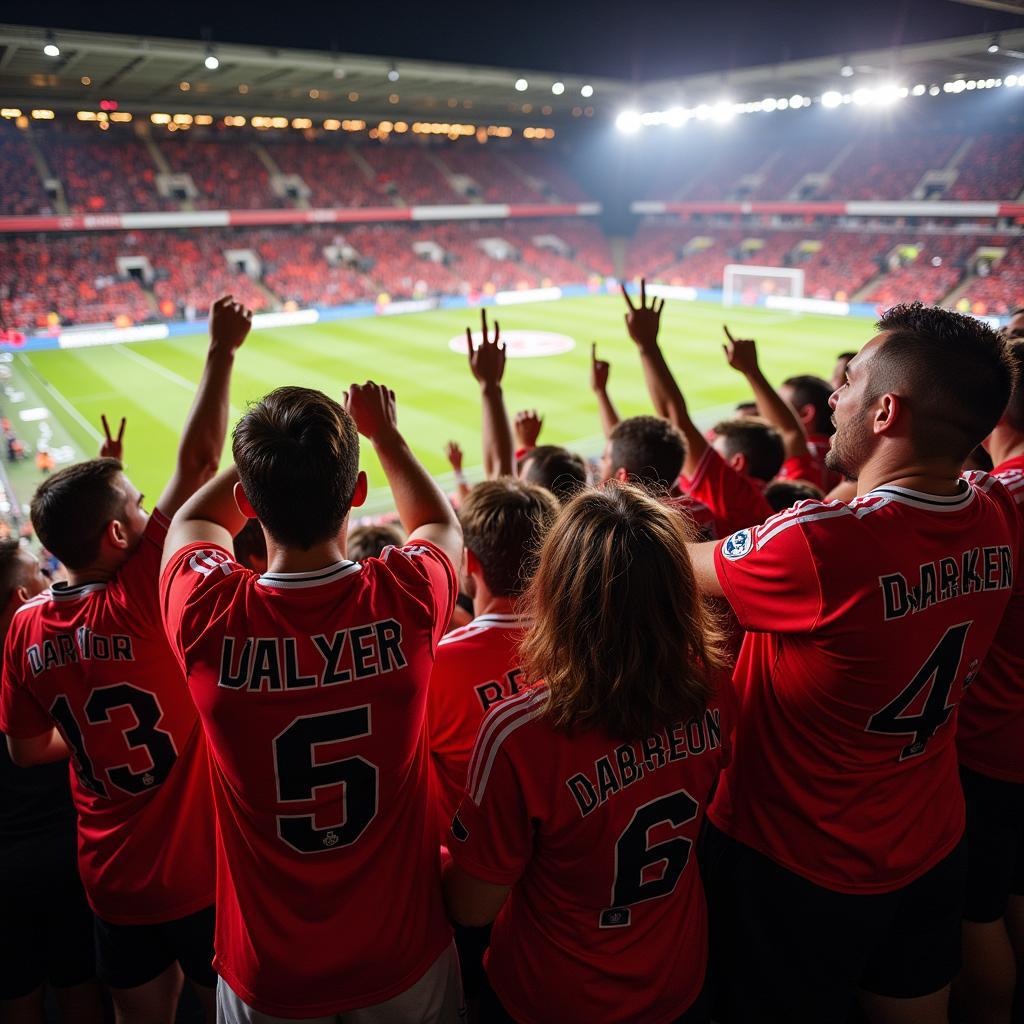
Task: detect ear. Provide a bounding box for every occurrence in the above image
[105,518,131,551]
[872,394,900,436]
[233,482,258,519]
[350,471,368,509]
[798,404,816,429]
[728,451,747,474]
[14,585,30,606]
[614,467,630,483]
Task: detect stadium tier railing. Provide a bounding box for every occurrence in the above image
[631,199,1024,219]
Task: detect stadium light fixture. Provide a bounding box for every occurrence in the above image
[762,96,779,111]
[1007,75,1019,87]
[666,105,687,127]
[912,83,926,96]
[821,90,843,108]
[387,65,400,82]
[615,110,641,133]
[840,64,854,77]
[204,51,220,71]
[580,84,593,97]
[929,84,941,96]
[515,78,528,92]
[988,36,1000,54]
[551,81,564,95]
[43,32,60,57]
[777,97,790,110]
[711,100,735,123]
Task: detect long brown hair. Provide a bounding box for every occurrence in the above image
[520,481,725,742]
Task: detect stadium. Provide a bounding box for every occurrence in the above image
[2,1,1024,1022]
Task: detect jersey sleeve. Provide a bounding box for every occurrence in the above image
[448,740,533,886]
[714,503,825,634]
[777,453,826,491]
[0,618,53,738]
[159,542,249,671]
[680,446,774,536]
[376,542,458,651]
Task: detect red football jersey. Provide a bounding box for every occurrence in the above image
[709,476,1022,894]
[428,613,528,834]
[776,433,841,494]
[450,684,732,1024]
[957,457,1024,782]
[665,493,717,541]
[161,540,457,1018]
[679,446,773,539]
[0,510,215,925]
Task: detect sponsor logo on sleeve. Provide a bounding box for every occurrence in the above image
[722,529,753,561]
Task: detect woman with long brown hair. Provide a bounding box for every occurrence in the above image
[443,481,732,1024]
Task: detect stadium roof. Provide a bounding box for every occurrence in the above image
[1,24,1023,124]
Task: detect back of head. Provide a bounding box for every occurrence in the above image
[347,522,405,561]
[233,387,360,550]
[711,417,784,482]
[871,303,1015,462]
[0,538,25,609]
[520,481,723,742]
[1002,339,1024,436]
[30,458,124,570]
[609,415,686,490]
[518,445,588,504]
[460,479,559,597]
[764,478,824,513]
[782,374,835,436]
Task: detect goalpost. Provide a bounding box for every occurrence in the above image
[722,264,804,309]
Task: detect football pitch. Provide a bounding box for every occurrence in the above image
[8,296,874,516]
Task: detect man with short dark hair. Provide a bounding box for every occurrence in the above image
[0,539,102,1024]
[159,380,464,1023]
[1,296,251,1024]
[518,445,588,504]
[687,303,1021,1023]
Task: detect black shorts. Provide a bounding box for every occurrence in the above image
[961,765,1024,923]
[702,823,965,1023]
[0,849,95,1000]
[95,904,216,990]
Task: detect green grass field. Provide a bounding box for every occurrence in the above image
[6,296,874,516]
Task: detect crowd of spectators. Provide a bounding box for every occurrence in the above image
[947,133,1024,201]
[0,125,51,216]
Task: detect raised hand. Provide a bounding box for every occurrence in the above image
[210,295,253,353]
[590,342,610,392]
[99,414,126,460]
[721,325,760,377]
[467,308,505,388]
[445,440,463,473]
[344,381,398,442]
[514,409,543,449]
[622,278,665,352]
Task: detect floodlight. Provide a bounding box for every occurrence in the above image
[840,64,854,77]
[762,97,778,111]
[387,65,400,82]
[615,110,641,133]
[43,32,60,57]
[204,52,219,70]
[912,84,926,96]
[515,78,528,91]
[822,90,842,108]
[988,37,1000,54]
[580,84,593,97]
[666,106,686,127]
[551,81,564,95]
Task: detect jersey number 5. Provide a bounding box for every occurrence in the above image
[867,621,971,761]
[50,683,178,799]
[600,788,699,928]
[274,707,379,854]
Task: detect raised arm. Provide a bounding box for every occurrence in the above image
[160,466,245,575]
[99,414,125,460]
[623,280,708,477]
[722,326,808,460]
[513,409,543,454]
[156,296,251,518]
[445,440,472,503]
[345,383,462,567]
[467,309,514,479]
[590,343,620,439]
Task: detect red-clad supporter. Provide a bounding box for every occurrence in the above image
[159,138,282,210]
[961,240,1024,317]
[159,378,464,1020]
[444,482,732,1024]
[800,230,885,301]
[752,139,848,199]
[948,134,1024,201]
[265,142,381,207]
[507,149,591,202]
[1,297,251,1023]
[955,329,1024,1023]
[686,303,1020,1022]
[151,235,269,316]
[38,126,172,213]
[439,148,548,204]
[429,479,558,832]
[361,145,459,204]
[0,539,103,1024]
[865,235,983,310]
[774,374,840,492]
[0,124,51,215]
[823,134,962,200]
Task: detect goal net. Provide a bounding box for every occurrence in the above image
[723,264,804,309]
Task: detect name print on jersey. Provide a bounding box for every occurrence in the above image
[27,627,135,676]
[218,618,407,691]
[880,545,1013,620]
[568,707,723,818]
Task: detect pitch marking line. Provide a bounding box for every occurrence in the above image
[15,355,103,443]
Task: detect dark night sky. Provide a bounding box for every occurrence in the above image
[8,0,1024,79]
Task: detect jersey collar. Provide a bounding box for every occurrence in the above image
[49,581,108,601]
[865,479,975,511]
[472,613,531,627]
[256,560,362,590]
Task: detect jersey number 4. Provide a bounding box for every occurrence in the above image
[274,707,379,854]
[50,683,178,799]
[867,621,971,761]
[600,788,699,928]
